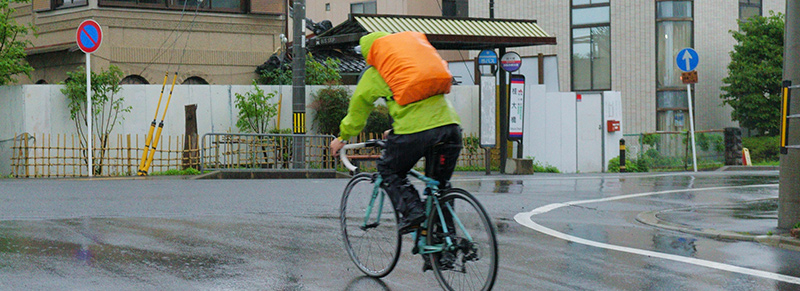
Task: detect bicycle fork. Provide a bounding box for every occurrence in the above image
[361,175,385,231]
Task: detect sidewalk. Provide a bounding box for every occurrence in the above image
[637,200,800,252]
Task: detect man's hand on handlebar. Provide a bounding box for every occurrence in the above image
[330,138,346,157]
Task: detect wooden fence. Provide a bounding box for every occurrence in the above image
[10,132,489,177]
[10,133,198,178]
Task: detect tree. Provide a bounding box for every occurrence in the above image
[258,53,342,85]
[720,12,784,136]
[61,65,132,175]
[234,80,279,133]
[0,0,35,85]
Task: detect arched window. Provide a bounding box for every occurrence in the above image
[182,76,208,85]
[120,75,149,84]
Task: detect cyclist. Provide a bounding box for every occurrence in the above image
[330,31,463,235]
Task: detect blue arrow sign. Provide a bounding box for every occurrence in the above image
[676,48,699,72]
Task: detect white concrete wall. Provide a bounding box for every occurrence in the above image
[0,84,479,175]
[522,85,578,173]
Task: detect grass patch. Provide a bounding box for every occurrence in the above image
[149,168,202,176]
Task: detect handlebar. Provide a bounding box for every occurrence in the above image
[339,139,385,172]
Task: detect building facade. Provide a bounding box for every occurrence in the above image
[14,0,286,85]
[13,0,786,135]
[305,0,785,136]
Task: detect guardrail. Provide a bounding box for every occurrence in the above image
[199,133,336,172]
[782,81,800,154]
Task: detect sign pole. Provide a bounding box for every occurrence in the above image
[676,48,699,173]
[687,83,697,172]
[76,19,102,177]
[86,52,92,177]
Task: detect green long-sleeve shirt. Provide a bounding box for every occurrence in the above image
[337,66,461,140]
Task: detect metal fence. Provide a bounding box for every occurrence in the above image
[198,132,489,172]
[622,130,725,171]
[199,133,336,171]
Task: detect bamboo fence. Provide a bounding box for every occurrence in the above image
[10,132,489,178]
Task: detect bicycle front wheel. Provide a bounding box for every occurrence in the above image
[428,188,498,291]
[340,173,401,278]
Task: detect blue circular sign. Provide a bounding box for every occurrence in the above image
[676,48,699,72]
[478,49,498,65]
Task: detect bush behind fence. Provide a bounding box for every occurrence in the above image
[622,130,725,171]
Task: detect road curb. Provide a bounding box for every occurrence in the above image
[636,209,800,251]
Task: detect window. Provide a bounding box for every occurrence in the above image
[54,0,88,9]
[656,1,693,130]
[739,0,761,21]
[443,0,468,18]
[350,1,376,14]
[571,0,610,91]
[32,0,86,11]
[120,75,149,84]
[325,3,330,11]
[98,0,246,13]
[182,76,209,84]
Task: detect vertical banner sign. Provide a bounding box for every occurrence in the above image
[76,19,102,177]
[508,75,525,140]
[480,75,497,147]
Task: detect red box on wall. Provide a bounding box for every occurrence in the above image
[607,120,620,132]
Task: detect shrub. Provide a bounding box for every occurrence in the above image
[743,135,780,162]
[234,80,279,133]
[608,156,648,172]
[525,157,560,173]
[362,105,392,135]
[309,85,351,135]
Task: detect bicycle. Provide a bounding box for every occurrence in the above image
[338,139,498,291]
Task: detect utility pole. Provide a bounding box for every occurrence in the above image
[779,0,800,229]
[292,0,306,169]
[498,46,507,174]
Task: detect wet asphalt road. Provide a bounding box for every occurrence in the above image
[1,171,799,290]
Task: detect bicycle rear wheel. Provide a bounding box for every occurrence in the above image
[340,173,401,277]
[427,188,498,291]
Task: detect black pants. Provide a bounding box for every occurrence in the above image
[377,124,463,218]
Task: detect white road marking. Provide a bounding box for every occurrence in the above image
[514,184,800,285]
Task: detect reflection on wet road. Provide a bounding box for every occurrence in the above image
[1,171,798,290]
[515,184,800,285]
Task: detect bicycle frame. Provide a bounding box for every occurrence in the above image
[360,168,474,256]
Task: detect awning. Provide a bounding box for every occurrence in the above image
[25,42,79,55]
[312,14,557,50]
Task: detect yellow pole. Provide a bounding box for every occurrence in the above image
[781,85,789,150]
[141,72,178,175]
[138,72,170,175]
[277,92,283,130]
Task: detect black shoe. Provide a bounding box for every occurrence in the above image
[422,257,433,272]
[438,251,456,271]
[398,210,426,235]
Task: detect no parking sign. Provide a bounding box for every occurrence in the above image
[76,20,103,53]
